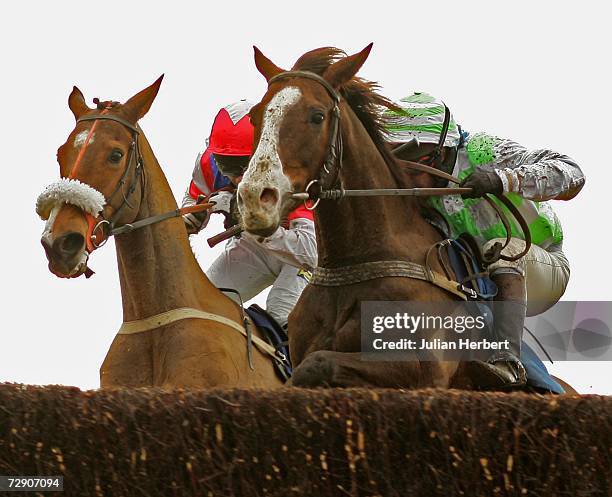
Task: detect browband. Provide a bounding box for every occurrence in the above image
[268,70,341,103]
[77,114,140,135]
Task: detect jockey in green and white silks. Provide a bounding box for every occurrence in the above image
[386,92,585,390]
[386,92,582,247]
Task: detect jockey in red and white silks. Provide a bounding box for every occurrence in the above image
[182,100,317,328]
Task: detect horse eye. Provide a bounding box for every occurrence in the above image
[310,112,325,125]
[108,149,124,164]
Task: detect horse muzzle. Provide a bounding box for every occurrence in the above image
[41,230,90,278]
[237,183,283,236]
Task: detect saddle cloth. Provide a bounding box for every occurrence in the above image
[245,304,292,381]
[444,236,498,300]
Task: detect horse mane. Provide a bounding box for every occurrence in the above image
[291,47,399,166]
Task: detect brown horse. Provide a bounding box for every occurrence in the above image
[38,77,282,389]
[238,45,576,393]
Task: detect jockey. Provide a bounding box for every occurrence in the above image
[181,100,317,328]
[386,92,585,389]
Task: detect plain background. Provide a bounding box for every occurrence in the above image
[2,1,610,393]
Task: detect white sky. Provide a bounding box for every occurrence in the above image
[2,1,611,393]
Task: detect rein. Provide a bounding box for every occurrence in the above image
[387,157,533,264]
[292,187,472,200]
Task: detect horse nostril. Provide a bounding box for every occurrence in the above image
[55,232,85,258]
[260,188,279,206]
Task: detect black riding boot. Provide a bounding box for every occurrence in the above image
[478,272,528,389]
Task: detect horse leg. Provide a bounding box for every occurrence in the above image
[289,350,456,389]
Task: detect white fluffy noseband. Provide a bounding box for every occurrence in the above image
[36,178,106,221]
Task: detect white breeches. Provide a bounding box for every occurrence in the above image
[206,236,309,327]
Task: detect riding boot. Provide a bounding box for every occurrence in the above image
[477,272,528,389]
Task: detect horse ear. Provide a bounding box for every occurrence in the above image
[122,74,164,122]
[253,46,284,81]
[323,43,373,89]
[68,86,90,120]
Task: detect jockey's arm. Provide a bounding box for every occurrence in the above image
[244,217,318,270]
[491,137,585,201]
[181,150,215,233]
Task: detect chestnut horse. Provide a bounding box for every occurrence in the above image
[238,45,576,393]
[37,77,282,389]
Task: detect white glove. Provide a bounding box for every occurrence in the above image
[184,211,208,234]
[182,193,210,235]
[209,191,234,216]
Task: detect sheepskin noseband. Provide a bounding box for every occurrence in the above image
[36,178,106,221]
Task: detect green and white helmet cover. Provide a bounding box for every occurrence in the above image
[385,92,461,147]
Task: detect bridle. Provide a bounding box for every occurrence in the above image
[266,70,532,268]
[39,102,211,276]
[268,70,345,210]
[74,103,146,251]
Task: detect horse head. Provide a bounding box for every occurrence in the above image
[37,76,163,278]
[237,44,374,237]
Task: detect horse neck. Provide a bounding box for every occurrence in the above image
[314,107,440,268]
[114,131,218,321]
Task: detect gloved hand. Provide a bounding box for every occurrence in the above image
[460,167,503,198]
[209,191,233,215]
[209,190,240,229]
[183,195,210,235]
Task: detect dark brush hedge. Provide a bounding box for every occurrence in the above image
[0,384,610,496]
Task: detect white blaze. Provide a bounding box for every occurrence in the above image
[74,130,94,148]
[243,86,302,193]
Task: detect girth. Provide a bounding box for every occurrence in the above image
[311,260,472,300]
[116,307,279,360]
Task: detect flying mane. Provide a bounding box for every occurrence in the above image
[291,47,399,167]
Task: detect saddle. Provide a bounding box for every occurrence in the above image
[433,232,498,301]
